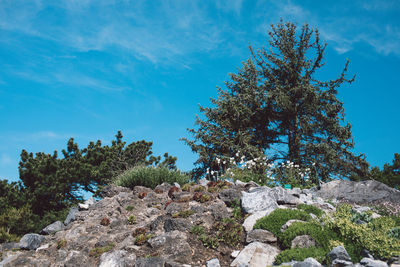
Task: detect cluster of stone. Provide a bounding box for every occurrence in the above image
[0,179,398,267]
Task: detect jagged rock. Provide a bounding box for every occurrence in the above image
[281,219,306,232]
[165,202,184,215]
[291,235,316,248]
[64,250,90,267]
[246,229,277,243]
[271,187,302,205]
[293,257,322,267]
[230,242,280,267]
[171,192,191,202]
[231,250,240,258]
[316,180,400,204]
[242,208,276,232]
[64,206,79,225]
[41,221,64,235]
[360,258,388,267]
[99,184,132,198]
[155,182,173,193]
[135,257,165,267]
[164,218,192,232]
[147,231,192,262]
[329,246,353,266]
[19,233,45,250]
[99,249,136,267]
[241,187,278,214]
[208,200,231,220]
[218,188,242,206]
[290,188,302,197]
[207,258,221,267]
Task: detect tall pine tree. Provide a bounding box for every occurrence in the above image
[183,20,368,182]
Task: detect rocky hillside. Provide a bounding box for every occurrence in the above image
[0,179,399,267]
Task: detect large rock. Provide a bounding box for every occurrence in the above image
[99,249,136,267]
[291,235,316,249]
[230,242,280,267]
[293,257,322,267]
[316,180,400,204]
[360,258,388,267]
[218,188,242,206]
[41,221,64,235]
[99,184,132,198]
[207,258,221,267]
[242,208,276,232]
[246,229,277,244]
[147,231,192,262]
[241,187,278,214]
[270,187,302,205]
[328,246,353,266]
[64,206,79,225]
[19,233,45,250]
[135,257,165,267]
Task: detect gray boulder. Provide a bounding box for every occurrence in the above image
[293,257,322,267]
[218,188,242,206]
[230,242,280,267]
[19,233,45,250]
[64,206,79,225]
[164,218,192,232]
[208,200,231,220]
[99,249,136,267]
[207,258,221,267]
[360,258,388,267]
[41,221,64,235]
[135,257,165,267]
[241,187,278,214]
[246,229,277,244]
[291,235,316,248]
[99,184,131,198]
[328,246,353,266]
[316,180,400,204]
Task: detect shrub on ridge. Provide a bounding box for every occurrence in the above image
[113,166,190,190]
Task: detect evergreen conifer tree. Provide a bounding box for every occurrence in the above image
[183,20,368,182]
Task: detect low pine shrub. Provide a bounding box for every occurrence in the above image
[280,222,339,249]
[325,204,400,260]
[253,208,312,237]
[274,247,327,265]
[113,166,190,189]
[296,204,324,217]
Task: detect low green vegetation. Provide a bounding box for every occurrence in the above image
[255,204,400,264]
[88,243,115,257]
[114,166,190,190]
[172,209,194,218]
[253,208,312,237]
[125,205,134,211]
[296,204,324,217]
[280,222,338,249]
[128,215,136,225]
[275,247,327,265]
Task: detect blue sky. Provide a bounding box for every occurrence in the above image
[1,0,399,183]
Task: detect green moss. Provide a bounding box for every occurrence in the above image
[172,209,194,218]
[128,215,136,224]
[214,217,244,248]
[253,208,312,237]
[57,239,67,249]
[325,204,400,260]
[198,234,219,249]
[297,204,324,217]
[190,225,205,235]
[88,243,115,257]
[134,234,153,245]
[280,222,338,249]
[274,247,327,265]
[125,205,134,211]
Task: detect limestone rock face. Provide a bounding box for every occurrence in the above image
[316,180,400,204]
[241,187,278,214]
[230,241,280,267]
